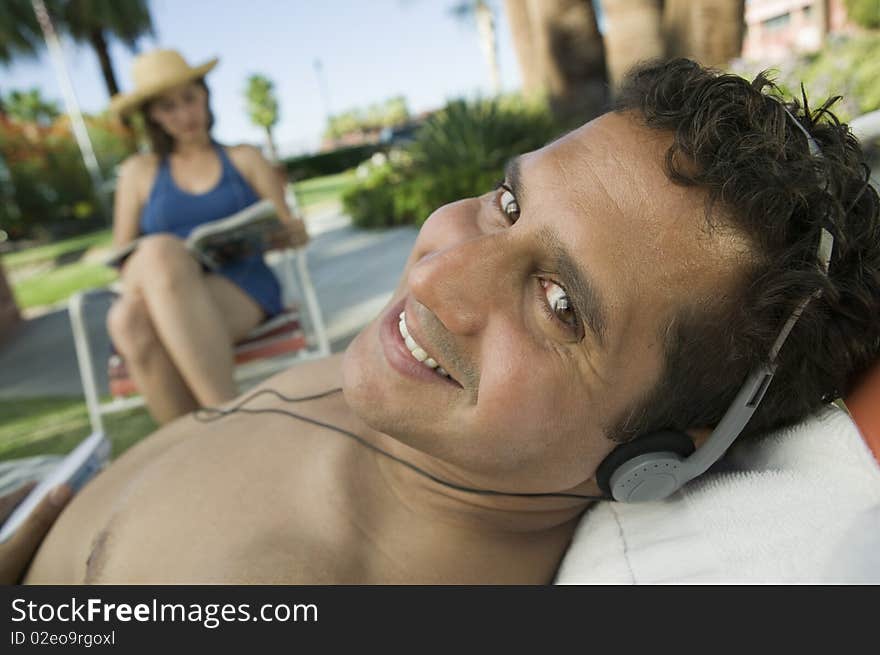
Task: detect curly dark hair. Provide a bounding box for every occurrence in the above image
[607,58,880,443]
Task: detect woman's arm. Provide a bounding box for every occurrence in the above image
[230,146,292,216]
[232,145,308,247]
[111,155,154,249]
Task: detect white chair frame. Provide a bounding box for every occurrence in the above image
[69,245,330,434]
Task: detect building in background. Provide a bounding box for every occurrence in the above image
[742,0,854,60]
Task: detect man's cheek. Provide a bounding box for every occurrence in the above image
[475,380,564,456]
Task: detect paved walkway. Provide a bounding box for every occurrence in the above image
[0,206,418,399]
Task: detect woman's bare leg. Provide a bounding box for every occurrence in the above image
[121,234,265,406]
[107,292,199,424]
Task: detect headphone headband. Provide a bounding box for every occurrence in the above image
[675,106,835,488]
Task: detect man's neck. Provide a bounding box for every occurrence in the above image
[357,427,592,536]
[263,366,590,581]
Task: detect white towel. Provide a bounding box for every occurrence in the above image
[555,405,880,584]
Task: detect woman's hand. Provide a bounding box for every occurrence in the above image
[269,217,310,250]
[0,482,72,584]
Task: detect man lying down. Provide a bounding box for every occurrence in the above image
[21,59,880,584]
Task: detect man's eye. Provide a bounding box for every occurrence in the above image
[497,184,520,223]
[541,279,578,330]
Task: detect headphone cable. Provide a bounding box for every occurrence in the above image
[195,387,608,502]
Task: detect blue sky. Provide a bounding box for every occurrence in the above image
[1,0,525,156]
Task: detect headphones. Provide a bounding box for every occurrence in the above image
[595,107,835,503]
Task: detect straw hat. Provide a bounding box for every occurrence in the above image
[109,49,218,116]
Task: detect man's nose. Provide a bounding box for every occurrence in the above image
[408,232,513,336]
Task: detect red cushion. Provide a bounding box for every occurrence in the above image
[108,310,307,398]
[846,360,880,465]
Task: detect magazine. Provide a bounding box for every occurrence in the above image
[104,199,283,271]
[0,430,111,543]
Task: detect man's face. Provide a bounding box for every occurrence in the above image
[344,111,749,495]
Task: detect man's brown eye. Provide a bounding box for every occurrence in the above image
[543,279,578,329]
[499,185,520,223]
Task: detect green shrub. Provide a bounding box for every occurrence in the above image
[284,143,383,182]
[343,95,559,229]
[845,0,880,30]
[342,162,401,228]
[732,33,880,123]
[0,113,130,239]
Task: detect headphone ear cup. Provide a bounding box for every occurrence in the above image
[596,430,696,499]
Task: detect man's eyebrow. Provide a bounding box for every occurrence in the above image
[538,227,609,348]
[505,156,609,345]
[503,157,524,205]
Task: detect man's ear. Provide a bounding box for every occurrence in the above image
[685,427,712,451]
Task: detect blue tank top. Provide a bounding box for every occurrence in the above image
[139,142,283,318]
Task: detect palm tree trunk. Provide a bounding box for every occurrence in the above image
[504,0,607,120]
[504,0,541,95]
[87,26,136,148]
[601,0,664,92]
[474,1,501,95]
[88,28,119,97]
[264,126,279,164]
[663,0,745,67]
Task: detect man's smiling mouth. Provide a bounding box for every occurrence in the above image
[398,311,452,380]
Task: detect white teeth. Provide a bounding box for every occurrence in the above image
[398,311,449,378]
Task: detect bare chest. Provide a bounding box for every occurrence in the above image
[28,416,380,583]
[25,377,569,584]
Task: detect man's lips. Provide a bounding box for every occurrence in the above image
[380,297,461,387]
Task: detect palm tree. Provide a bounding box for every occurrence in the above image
[504,0,745,108]
[245,74,281,163]
[662,0,745,67]
[450,1,502,95]
[0,0,42,115]
[600,1,746,91]
[504,0,607,119]
[0,0,44,64]
[55,0,155,99]
[601,0,664,89]
[0,0,153,140]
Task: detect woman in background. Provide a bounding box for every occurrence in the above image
[107,49,308,424]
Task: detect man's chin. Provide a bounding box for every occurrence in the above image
[342,326,426,444]
[341,321,391,421]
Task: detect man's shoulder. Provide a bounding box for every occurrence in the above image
[248,352,346,399]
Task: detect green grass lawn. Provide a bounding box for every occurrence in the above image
[12,260,118,309]
[1,229,112,272]
[292,170,357,209]
[0,396,157,463]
